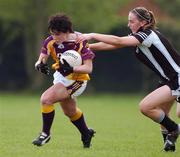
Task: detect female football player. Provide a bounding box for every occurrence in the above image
[76,7,180,152]
[32,13,95,148]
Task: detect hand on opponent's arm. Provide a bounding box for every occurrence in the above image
[76,33,140,50]
[76,33,120,45]
[76,33,94,43]
[76,33,115,51]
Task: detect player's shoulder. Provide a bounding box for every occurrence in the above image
[74,31,82,35]
[139,29,152,34]
[67,31,88,45]
[68,31,82,41]
[44,35,53,43]
[136,29,152,38]
[43,35,54,47]
[132,29,152,43]
[75,31,88,44]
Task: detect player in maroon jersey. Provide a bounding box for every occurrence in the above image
[32,13,95,148]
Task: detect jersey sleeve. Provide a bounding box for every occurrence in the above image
[40,36,53,55]
[79,40,95,60]
[131,29,151,43]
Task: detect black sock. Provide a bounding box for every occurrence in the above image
[42,110,55,135]
[71,114,89,136]
[160,115,178,132]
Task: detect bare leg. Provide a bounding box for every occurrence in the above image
[139,85,179,152]
[32,83,70,146]
[139,85,176,123]
[176,102,180,118]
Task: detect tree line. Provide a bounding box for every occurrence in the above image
[0,0,179,92]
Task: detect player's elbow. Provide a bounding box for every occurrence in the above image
[86,64,93,73]
[87,68,93,74]
[74,65,92,74]
[83,67,93,74]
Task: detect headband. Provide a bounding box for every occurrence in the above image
[133,9,151,23]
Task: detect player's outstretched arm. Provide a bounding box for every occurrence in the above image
[89,42,121,51]
[76,33,140,50]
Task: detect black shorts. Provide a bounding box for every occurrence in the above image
[157,80,180,103]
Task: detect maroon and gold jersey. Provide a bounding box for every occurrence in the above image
[40,34,95,81]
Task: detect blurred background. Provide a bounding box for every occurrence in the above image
[0,0,180,94]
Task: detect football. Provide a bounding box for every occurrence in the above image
[60,50,82,67]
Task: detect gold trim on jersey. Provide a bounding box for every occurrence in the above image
[66,73,90,81]
[77,42,83,53]
[46,40,90,80]
[47,40,60,70]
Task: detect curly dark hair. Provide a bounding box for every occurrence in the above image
[48,13,73,33]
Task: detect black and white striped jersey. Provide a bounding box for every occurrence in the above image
[131,29,180,90]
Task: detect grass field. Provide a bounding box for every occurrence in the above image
[1,92,180,157]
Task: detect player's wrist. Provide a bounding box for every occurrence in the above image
[35,60,41,68]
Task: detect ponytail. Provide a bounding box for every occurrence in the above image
[144,10,156,30]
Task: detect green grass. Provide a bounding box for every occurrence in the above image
[0,93,180,157]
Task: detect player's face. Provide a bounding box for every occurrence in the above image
[128,12,145,33]
[50,31,69,44]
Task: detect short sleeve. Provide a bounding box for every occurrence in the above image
[79,40,95,60]
[131,29,152,43]
[40,36,53,55]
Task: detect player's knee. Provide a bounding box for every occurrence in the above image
[40,94,53,105]
[139,101,150,116]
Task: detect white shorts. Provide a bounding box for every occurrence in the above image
[53,71,87,97]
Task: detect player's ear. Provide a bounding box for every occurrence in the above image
[140,20,147,27]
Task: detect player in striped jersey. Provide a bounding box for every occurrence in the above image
[76,7,180,152]
[32,13,95,148]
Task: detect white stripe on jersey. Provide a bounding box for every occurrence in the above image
[138,45,169,80]
[150,31,180,73]
[136,32,148,40]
